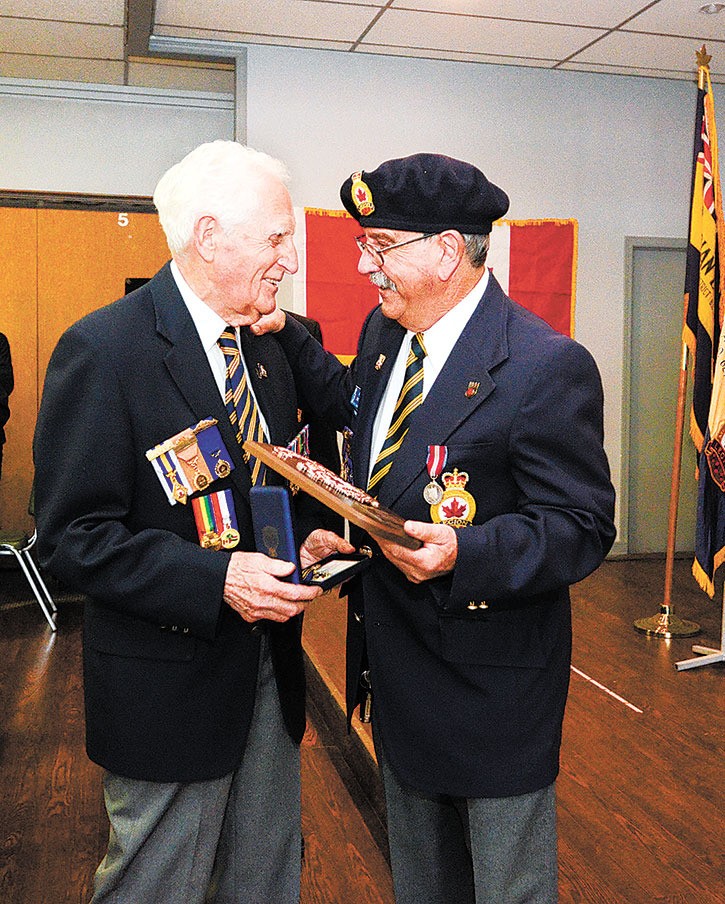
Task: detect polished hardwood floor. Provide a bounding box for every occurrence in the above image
[0,567,393,904]
[304,557,725,904]
[1,556,724,903]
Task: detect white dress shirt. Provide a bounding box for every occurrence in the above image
[170,259,269,438]
[368,269,489,483]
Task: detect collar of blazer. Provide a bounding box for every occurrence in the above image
[149,263,287,490]
[370,273,511,510]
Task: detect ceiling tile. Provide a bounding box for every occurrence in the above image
[356,44,561,68]
[0,18,124,59]
[624,0,725,39]
[389,0,653,28]
[362,8,606,58]
[0,52,125,83]
[155,0,379,42]
[1,0,125,25]
[573,29,725,75]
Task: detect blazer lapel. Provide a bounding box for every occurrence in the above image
[354,318,407,488]
[239,327,289,445]
[380,275,510,509]
[150,265,250,489]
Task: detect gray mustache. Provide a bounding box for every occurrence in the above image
[369,271,397,291]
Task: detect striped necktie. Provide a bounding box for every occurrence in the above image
[217,327,266,485]
[368,332,427,495]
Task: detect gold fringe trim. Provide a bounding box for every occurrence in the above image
[304,207,353,218]
[493,217,577,228]
[570,220,578,339]
[692,539,725,599]
[692,556,716,598]
[690,409,706,455]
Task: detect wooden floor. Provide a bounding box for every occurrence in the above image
[304,557,725,904]
[1,556,724,903]
[0,569,393,904]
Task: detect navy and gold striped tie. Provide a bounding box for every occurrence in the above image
[368,332,426,495]
[218,327,266,485]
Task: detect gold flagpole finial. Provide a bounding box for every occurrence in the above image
[697,45,711,90]
[697,44,712,69]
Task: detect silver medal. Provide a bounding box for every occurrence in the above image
[423,480,444,505]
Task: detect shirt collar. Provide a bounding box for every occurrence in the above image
[170,259,229,352]
[415,267,489,364]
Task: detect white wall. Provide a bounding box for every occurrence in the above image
[0,79,235,195]
[1,51,721,548]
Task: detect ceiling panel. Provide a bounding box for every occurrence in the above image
[625,0,725,37]
[0,52,125,83]
[155,0,380,42]
[0,18,124,59]
[356,44,562,68]
[389,0,651,28]
[2,0,125,25]
[574,29,725,75]
[362,9,607,59]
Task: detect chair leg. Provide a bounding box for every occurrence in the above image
[22,549,58,615]
[15,550,57,631]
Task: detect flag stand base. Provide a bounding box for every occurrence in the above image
[634,605,700,638]
[675,584,725,669]
[675,645,725,670]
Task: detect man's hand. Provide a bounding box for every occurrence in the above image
[300,529,355,568]
[223,550,322,623]
[250,307,286,336]
[376,520,458,583]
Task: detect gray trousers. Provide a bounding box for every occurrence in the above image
[379,748,558,904]
[91,636,301,904]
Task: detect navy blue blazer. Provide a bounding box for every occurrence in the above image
[277,273,616,798]
[33,263,313,783]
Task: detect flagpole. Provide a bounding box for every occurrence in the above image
[634,332,700,638]
[633,51,714,639]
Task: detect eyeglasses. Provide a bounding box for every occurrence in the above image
[354,232,438,268]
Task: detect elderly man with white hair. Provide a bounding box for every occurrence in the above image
[33,141,350,904]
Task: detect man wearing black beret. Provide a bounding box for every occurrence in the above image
[256,152,616,903]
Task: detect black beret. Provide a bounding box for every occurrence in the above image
[340,153,509,235]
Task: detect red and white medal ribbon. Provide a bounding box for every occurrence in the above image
[423,445,448,504]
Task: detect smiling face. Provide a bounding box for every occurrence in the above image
[206,173,298,326]
[357,228,441,331]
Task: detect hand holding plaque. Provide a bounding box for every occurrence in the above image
[243,440,421,550]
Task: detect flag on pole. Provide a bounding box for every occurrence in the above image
[688,47,725,596]
[684,48,723,456]
[291,209,577,361]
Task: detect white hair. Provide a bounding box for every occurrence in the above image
[153,140,290,256]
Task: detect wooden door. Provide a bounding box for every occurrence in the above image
[0,208,38,530]
[0,206,169,532]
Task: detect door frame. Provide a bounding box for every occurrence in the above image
[621,235,688,556]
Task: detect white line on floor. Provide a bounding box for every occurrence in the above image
[570,665,644,713]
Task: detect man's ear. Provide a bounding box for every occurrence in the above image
[436,230,465,281]
[193,215,218,263]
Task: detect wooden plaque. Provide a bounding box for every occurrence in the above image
[244,440,421,550]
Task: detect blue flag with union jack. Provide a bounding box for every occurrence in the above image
[687,52,725,596]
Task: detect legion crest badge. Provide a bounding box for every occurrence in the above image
[430,469,476,528]
[705,425,725,491]
[350,171,375,216]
